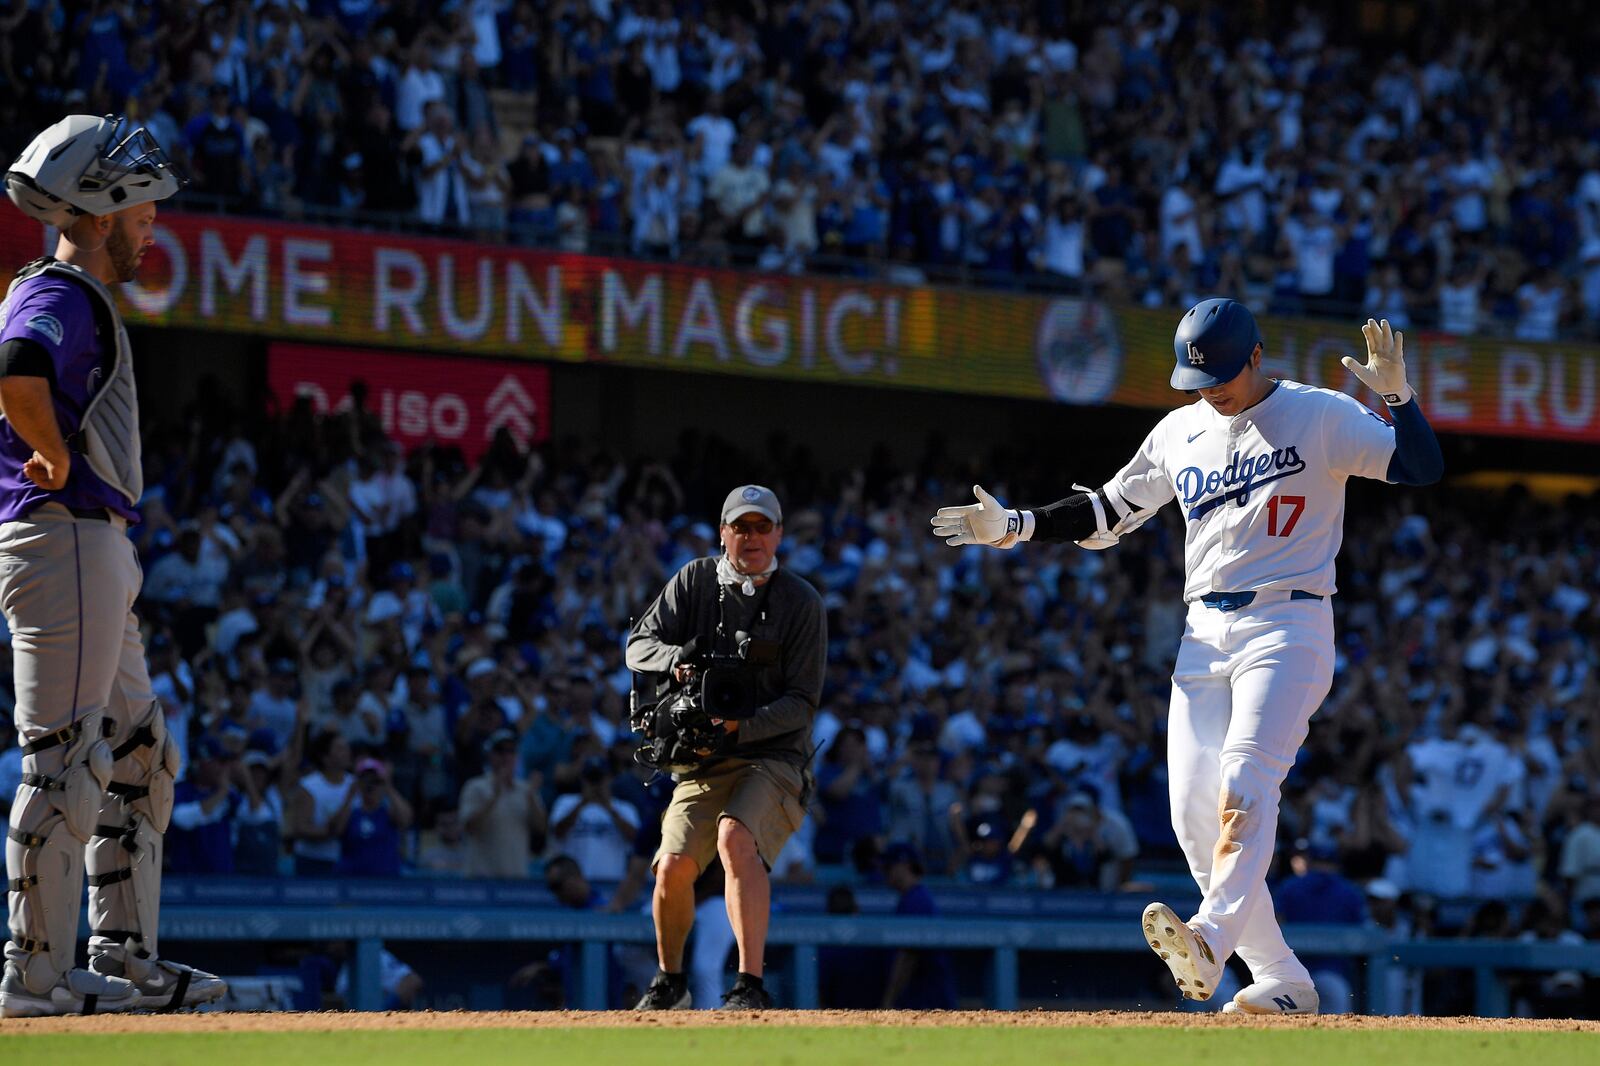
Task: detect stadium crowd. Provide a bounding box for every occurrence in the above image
[4,1,1600,336]
[0,386,1595,1004]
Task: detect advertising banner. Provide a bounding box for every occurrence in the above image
[2,209,1597,443]
[1107,306,1600,444]
[267,343,550,461]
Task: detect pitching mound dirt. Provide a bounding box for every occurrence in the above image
[3,1010,1595,1035]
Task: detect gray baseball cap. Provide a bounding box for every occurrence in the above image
[721,484,782,525]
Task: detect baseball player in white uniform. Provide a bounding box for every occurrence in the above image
[0,116,225,1015]
[932,298,1441,1014]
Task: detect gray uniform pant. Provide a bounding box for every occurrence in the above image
[2,503,166,981]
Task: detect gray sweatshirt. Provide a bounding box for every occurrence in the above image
[626,557,826,770]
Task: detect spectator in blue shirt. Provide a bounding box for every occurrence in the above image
[548,130,595,200]
[841,155,890,259]
[963,817,1013,885]
[880,843,957,1009]
[183,85,249,201]
[1273,838,1367,1012]
[1274,838,1368,925]
[335,757,414,877]
[233,750,285,876]
[817,884,889,1008]
[573,17,619,136]
[500,4,541,92]
[1090,163,1138,259]
[75,1,132,93]
[507,854,623,1007]
[108,35,158,102]
[168,739,242,875]
[334,0,380,42]
[814,726,884,865]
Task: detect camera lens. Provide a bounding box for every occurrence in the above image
[702,666,752,720]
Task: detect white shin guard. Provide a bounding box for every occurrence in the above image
[6,792,86,995]
[87,703,175,965]
[5,712,110,996]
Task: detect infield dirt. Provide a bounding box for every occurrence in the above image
[3,1009,1596,1035]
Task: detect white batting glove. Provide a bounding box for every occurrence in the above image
[1341,318,1413,406]
[930,484,1028,549]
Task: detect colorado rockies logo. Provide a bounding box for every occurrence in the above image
[1186,342,1205,366]
[1178,447,1307,519]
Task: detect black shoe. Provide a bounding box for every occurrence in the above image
[719,982,773,1010]
[634,973,691,1011]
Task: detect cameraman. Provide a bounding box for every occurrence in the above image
[626,485,825,1010]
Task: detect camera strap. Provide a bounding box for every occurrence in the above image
[715,569,778,651]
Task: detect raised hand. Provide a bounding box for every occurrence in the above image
[1341,318,1412,405]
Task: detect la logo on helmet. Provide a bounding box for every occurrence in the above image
[1186,343,1206,366]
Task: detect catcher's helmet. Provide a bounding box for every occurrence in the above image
[1170,297,1262,390]
[5,115,182,229]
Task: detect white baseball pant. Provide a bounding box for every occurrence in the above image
[1166,593,1334,985]
[2,503,168,985]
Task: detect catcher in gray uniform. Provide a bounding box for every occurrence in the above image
[0,115,225,1016]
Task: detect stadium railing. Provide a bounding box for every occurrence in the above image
[144,890,1600,1016]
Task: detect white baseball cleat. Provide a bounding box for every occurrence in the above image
[1221,978,1319,1015]
[0,965,141,1017]
[1142,901,1224,1002]
[89,953,228,1012]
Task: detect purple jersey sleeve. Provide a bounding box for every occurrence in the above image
[0,277,95,378]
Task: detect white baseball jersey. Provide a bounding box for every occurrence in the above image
[1406,727,1518,829]
[1103,380,1396,602]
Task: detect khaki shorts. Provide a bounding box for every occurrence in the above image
[654,757,807,874]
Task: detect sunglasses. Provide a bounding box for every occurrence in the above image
[726,518,775,536]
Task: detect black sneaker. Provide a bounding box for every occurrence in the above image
[718,982,773,1010]
[634,973,691,1011]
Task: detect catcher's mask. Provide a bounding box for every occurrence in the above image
[6,114,184,229]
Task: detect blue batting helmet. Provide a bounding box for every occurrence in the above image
[1170,298,1262,390]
